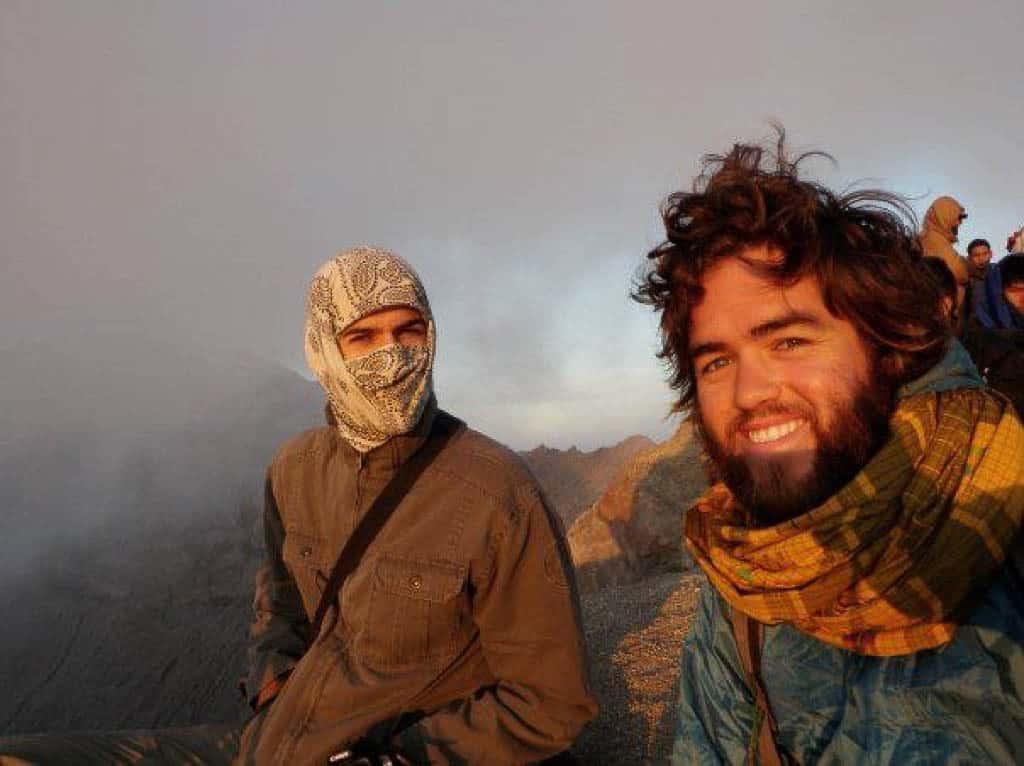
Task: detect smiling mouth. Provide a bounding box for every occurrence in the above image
[744,419,806,445]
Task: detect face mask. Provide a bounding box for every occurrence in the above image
[344,343,432,436]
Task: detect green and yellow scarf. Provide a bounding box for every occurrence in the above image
[686,388,1024,656]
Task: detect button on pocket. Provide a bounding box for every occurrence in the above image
[281,531,327,618]
[356,557,466,669]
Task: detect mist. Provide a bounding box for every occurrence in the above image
[5,1,1023,452]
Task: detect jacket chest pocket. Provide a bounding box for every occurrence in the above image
[356,556,467,669]
[281,530,329,618]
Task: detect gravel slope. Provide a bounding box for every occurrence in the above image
[572,571,703,764]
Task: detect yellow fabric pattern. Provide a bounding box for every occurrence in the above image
[686,388,1024,656]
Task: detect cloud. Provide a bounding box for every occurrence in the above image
[3,0,1023,451]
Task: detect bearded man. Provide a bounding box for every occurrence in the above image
[237,247,596,765]
[634,137,1024,764]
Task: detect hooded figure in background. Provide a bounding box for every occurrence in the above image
[920,196,967,263]
[920,196,969,293]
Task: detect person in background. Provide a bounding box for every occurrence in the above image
[967,237,992,271]
[1008,227,1024,255]
[919,196,971,328]
[922,256,1024,415]
[965,237,993,317]
[1004,254,1024,315]
[920,195,968,269]
[974,253,1024,333]
[634,133,1024,765]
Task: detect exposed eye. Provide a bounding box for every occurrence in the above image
[774,337,809,351]
[699,357,731,376]
[399,324,426,339]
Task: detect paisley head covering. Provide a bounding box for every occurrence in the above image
[304,246,435,452]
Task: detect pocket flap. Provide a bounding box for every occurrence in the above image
[374,557,465,603]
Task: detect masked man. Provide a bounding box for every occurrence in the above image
[633,137,1024,764]
[237,247,596,765]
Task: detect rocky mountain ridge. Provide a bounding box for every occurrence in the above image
[568,420,708,590]
[519,434,656,528]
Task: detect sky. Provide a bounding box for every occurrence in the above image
[3,0,1023,450]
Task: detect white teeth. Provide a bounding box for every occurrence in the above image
[747,420,802,444]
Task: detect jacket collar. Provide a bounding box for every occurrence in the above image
[336,393,439,474]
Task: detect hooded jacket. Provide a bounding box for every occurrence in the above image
[920,196,969,284]
[974,258,1024,332]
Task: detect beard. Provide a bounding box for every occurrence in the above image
[695,374,895,525]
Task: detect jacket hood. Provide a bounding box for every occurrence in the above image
[974,261,1024,331]
[922,196,966,243]
[897,339,983,399]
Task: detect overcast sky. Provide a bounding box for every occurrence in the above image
[3,1,1023,450]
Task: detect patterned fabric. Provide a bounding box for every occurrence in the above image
[686,387,1024,656]
[304,246,435,452]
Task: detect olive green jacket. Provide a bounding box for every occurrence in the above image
[236,404,597,765]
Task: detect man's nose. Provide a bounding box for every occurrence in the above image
[732,354,781,411]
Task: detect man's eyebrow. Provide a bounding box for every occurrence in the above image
[748,311,823,338]
[689,312,824,359]
[340,324,373,336]
[689,340,729,360]
[394,317,427,332]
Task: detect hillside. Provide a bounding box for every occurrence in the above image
[520,435,656,527]
[575,571,703,763]
[0,336,324,733]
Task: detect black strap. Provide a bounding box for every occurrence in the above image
[310,411,464,643]
[729,606,791,766]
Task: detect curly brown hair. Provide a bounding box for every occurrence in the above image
[634,130,950,413]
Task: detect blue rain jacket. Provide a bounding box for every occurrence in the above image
[671,560,1024,765]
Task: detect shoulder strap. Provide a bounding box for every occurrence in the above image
[310,411,464,643]
[729,606,790,766]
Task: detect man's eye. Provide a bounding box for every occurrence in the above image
[775,337,808,351]
[700,358,730,375]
